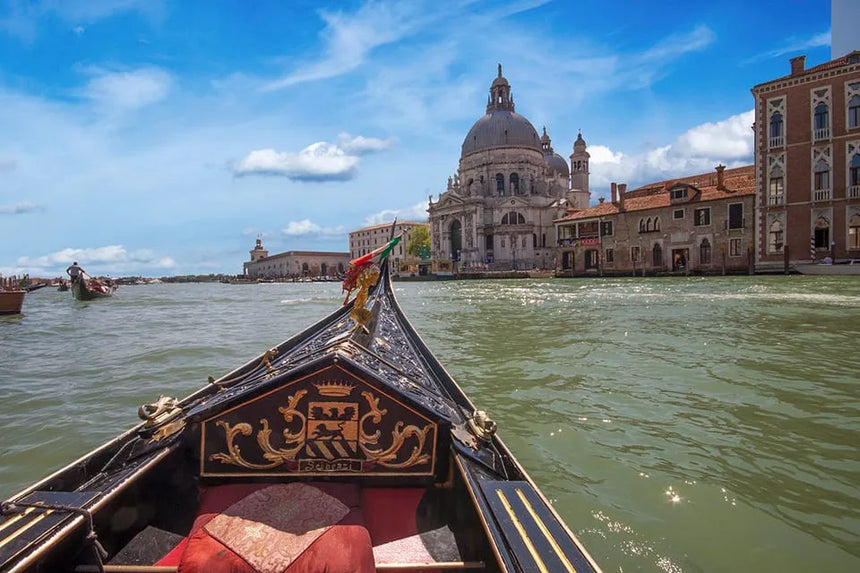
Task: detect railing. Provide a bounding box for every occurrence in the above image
[813,188,832,201]
[769,136,784,148]
[813,127,830,141]
[850,185,860,198]
[768,193,785,205]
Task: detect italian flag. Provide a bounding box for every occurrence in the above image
[342,235,402,302]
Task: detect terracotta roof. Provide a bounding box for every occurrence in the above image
[753,51,860,89]
[556,165,755,222]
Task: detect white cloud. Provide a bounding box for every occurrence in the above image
[72,25,85,36]
[282,219,346,238]
[745,30,831,64]
[234,143,359,181]
[8,244,175,277]
[362,201,429,226]
[234,133,395,182]
[80,66,172,113]
[336,133,396,155]
[0,202,41,214]
[588,110,755,194]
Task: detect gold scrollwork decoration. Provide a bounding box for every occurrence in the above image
[208,421,281,469]
[358,391,432,468]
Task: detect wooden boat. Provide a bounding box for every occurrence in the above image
[792,261,860,275]
[70,275,117,300]
[0,289,25,315]
[1,238,602,573]
[57,281,70,292]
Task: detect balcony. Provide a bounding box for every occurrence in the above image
[768,193,785,206]
[813,188,832,201]
[769,136,784,148]
[850,185,860,199]
[813,127,830,141]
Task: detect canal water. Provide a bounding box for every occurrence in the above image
[1,277,857,572]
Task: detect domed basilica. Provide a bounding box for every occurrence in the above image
[428,65,591,270]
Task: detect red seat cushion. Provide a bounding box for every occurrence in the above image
[178,483,374,573]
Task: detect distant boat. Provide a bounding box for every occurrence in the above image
[793,261,860,276]
[70,275,117,300]
[0,289,25,315]
[25,282,49,292]
[57,281,69,291]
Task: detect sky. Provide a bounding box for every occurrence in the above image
[0,0,840,278]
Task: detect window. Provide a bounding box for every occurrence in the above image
[814,103,829,139]
[600,221,613,236]
[814,159,830,200]
[501,211,525,225]
[511,173,521,195]
[652,244,663,267]
[673,209,684,219]
[849,215,860,250]
[769,175,785,205]
[728,204,744,229]
[638,219,645,233]
[729,238,742,257]
[496,173,505,196]
[486,234,493,250]
[769,112,784,147]
[605,249,614,263]
[694,208,711,226]
[670,187,688,200]
[521,236,526,248]
[533,233,537,248]
[850,154,860,198]
[501,237,506,248]
[700,238,712,264]
[850,95,860,129]
[768,221,784,253]
[631,246,640,262]
[654,218,660,231]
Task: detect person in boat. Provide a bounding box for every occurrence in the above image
[66,261,85,279]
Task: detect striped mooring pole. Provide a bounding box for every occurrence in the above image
[810,236,816,261]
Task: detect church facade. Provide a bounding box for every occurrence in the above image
[428,65,591,270]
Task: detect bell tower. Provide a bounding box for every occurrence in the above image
[249,236,268,262]
[568,132,591,208]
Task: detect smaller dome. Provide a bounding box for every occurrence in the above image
[546,153,569,177]
[574,131,587,151]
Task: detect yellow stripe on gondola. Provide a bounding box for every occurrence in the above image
[515,488,578,573]
[0,506,37,534]
[495,489,549,573]
[0,509,54,550]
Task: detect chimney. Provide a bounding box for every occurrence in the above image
[618,183,627,211]
[790,55,806,75]
[611,182,618,203]
[716,164,726,189]
[598,197,605,204]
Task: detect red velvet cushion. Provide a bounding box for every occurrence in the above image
[178,483,374,573]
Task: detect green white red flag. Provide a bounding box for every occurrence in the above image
[341,235,402,303]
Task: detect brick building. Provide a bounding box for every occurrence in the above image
[554,165,756,276]
[751,51,860,270]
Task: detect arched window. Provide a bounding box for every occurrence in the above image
[654,217,661,231]
[850,95,860,129]
[814,103,829,138]
[510,173,520,195]
[646,218,653,232]
[652,244,663,267]
[700,238,712,264]
[814,159,830,198]
[496,173,505,196]
[768,221,784,253]
[850,154,860,192]
[769,112,783,146]
[450,220,462,260]
[639,219,645,233]
[338,263,345,274]
[501,211,525,225]
[769,165,785,205]
[302,262,309,275]
[814,216,830,250]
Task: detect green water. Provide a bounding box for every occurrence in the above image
[1,277,858,572]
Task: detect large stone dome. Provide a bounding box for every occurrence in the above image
[462,111,541,156]
[461,65,541,157]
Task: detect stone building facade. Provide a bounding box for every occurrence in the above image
[427,65,591,271]
[242,238,348,279]
[751,51,860,270]
[349,221,429,274]
[554,166,756,276]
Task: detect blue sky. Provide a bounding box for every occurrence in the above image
[0,0,837,277]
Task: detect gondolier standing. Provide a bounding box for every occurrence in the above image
[66,261,85,279]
